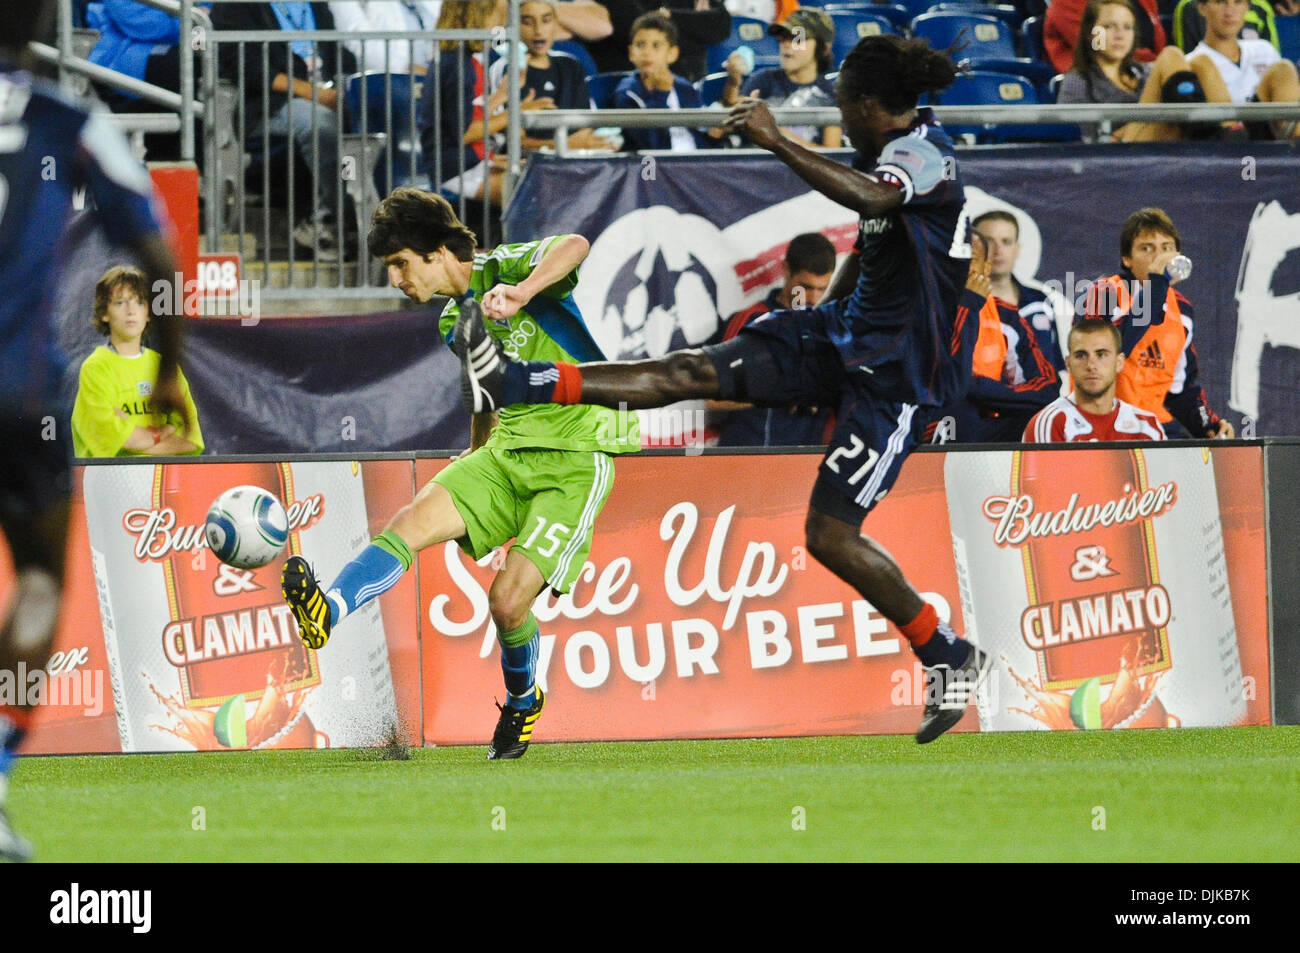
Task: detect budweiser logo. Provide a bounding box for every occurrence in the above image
[982,482,1178,547]
[122,495,326,561]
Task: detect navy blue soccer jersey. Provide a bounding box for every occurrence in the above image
[825,109,972,408]
[0,64,162,409]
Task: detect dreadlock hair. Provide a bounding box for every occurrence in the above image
[837,34,959,115]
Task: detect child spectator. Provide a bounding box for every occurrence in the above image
[72,266,203,457]
[720,8,842,147]
[488,0,616,151]
[611,13,710,150]
[1057,0,1213,142]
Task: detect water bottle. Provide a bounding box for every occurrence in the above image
[1165,254,1193,282]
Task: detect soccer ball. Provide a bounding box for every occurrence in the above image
[204,486,289,569]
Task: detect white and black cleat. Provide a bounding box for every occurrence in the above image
[915,643,992,744]
[454,296,507,414]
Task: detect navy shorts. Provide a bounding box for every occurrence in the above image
[703,307,926,523]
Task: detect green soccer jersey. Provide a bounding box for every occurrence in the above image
[439,237,639,455]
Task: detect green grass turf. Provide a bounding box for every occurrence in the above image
[10,726,1300,862]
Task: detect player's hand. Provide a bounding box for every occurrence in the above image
[481,283,530,321]
[1210,419,1235,439]
[152,373,192,432]
[724,97,782,150]
[725,52,746,83]
[965,231,991,297]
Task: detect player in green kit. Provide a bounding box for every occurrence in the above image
[282,187,639,759]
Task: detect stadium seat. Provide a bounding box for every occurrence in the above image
[929,2,1023,31]
[823,2,913,31]
[911,11,1018,58]
[588,71,630,108]
[696,71,730,105]
[827,12,898,66]
[343,72,424,192]
[1049,71,1064,101]
[706,16,783,74]
[552,40,599,79]
[937,69,1080,142]
[1021,14,1045,61]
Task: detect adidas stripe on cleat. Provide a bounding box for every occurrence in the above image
[487,688,545,760]
[281,555,332,650]
[454,296,508,414]
[915,643,992,744]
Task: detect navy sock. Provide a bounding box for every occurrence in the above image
[914,622,968,668]
[502,361,560,406]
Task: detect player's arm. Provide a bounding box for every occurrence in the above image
[132,233,191,432]
[724,99,904,217]
[1164,312,1232,438]
[481,235,590,320]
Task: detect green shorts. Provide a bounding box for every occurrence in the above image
[433,446,616,593]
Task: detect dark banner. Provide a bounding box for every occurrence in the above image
[506,143,1300,437]
[182,311,468,453]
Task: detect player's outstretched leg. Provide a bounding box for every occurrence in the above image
[281,556,332,649]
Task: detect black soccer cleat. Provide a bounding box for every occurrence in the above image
[282,555,332,650]
[915,643,992,744]
[0,809,33,863]
[487,688,545,760]
[454,295,508,414]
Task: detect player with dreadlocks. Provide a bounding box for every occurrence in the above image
[455,34,994,744]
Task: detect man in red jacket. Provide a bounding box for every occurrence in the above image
[1045,0,1167,74]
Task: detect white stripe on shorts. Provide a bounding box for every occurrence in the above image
[548,452,611,590]
[855,403,917,508]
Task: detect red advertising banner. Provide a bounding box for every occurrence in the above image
[1,447,1270,754]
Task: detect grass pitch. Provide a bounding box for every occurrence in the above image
[12,726,1300,862]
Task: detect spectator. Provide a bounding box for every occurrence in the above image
[585,0,729,80]
[420,0,512,204]
[974,210,1061,369]
[1082,207,1233,439]
[328,1,442,74]
[1023,319,1166,442]
[721,0,799,23]
[1057,0,1213,142]
[709,232,838,446]
[1044,0,1166,74]
[72,266,203,457]
[87,1,209,160]
[1172,0,1277,52]
[720,8,842,147]
[487,0,616,151]
[1188,0,1300,140]
[213,2,356,259]
[611,13,710,150]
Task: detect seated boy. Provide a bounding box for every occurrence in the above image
[611,13,710,152]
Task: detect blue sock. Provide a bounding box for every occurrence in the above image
[914,623,968,668]
[502,361,560,406]
[499,618,540,709]
[0,714,25,794]
[325,542,407,626]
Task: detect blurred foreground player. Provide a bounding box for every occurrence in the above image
[282,189,638,760]
[0,1,186,860]
[1024,319,1166,441]
[456,35,993,744]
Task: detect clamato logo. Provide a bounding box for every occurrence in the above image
[50,883,151,933]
